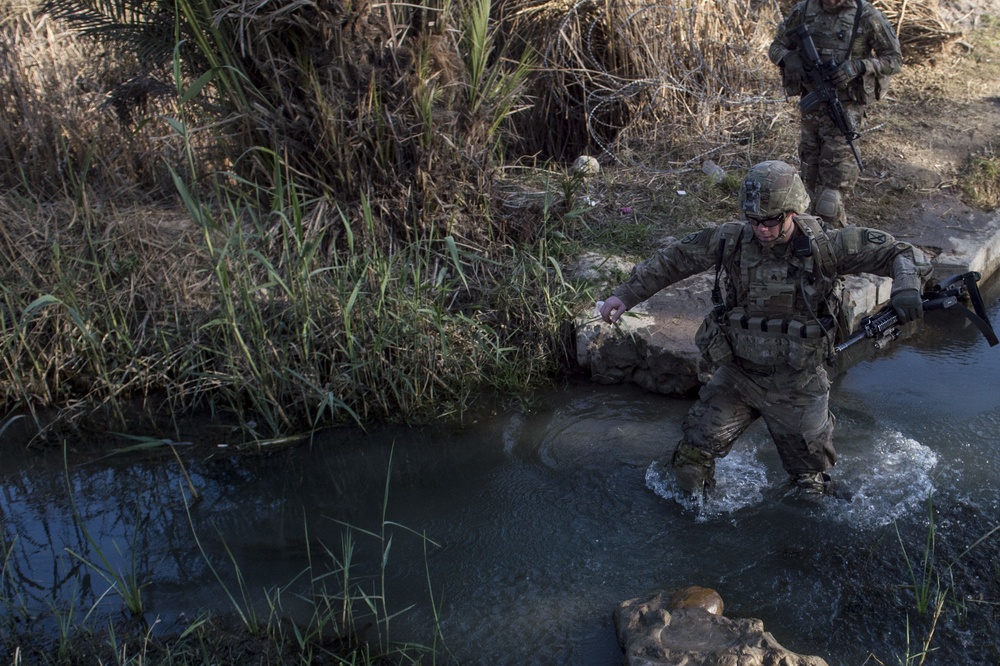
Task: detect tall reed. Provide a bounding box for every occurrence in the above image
[876,495,1000,666]
[1,0,584,439]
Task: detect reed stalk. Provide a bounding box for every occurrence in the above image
[63,444,149,621]
[895,496,940,616]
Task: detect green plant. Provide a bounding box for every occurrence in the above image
[103,617,160,666]
[177,449,447,663]
[895,496,940,616]
[879,496,1000,666]
[463,0,534,150]
[62,446,149,621]
[959,153,1000,210]
[0,533,29,638]
[182,492,263,636]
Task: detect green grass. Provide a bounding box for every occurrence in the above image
[0,151,587,442]
[868,495,1000,666]
[960,153,1000,211]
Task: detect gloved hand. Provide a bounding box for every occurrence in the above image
[891,289,924,324]
[830,59,866,88]
[781,51,806,85]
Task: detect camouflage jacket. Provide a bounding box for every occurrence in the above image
[769,0,902,104]
[612,217,930,369]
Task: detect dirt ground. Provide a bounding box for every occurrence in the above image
[852,1,1000,236]
[580,2,1000,254]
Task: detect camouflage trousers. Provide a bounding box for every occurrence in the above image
[798,101,866,227]
[671,361,837,483]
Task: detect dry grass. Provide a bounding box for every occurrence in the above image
[0,2,201,200]
[499,0,782,163]
[873,0,963,58]
[0,0,991,436]
[1,0,963,227]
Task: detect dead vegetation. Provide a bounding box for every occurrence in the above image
[0,0,996,433]
[1,0,966,239]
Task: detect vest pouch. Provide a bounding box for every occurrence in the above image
[695,315,733,367]
[748,280,796,317]
[874,72,891,101]
[727,325,829,372]
[853,71,890,105]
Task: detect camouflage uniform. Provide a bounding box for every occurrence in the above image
[610,162,929,495]
[768,0,902,227]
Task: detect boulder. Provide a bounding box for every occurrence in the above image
[572,155,601,177]
[578,272,714,397]
[614,587,829,666]
[669,585,725,616]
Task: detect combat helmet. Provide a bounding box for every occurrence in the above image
[739,160,810,219]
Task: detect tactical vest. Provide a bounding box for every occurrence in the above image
[795,0,891,104]
[801,0,858,65]
[707,216,842,371]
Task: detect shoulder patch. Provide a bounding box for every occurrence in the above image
[681,231,701,244]
[866,230,888,245]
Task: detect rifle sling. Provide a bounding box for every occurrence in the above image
[953,272,999,346]
[847,0,863,58]
[952,302,1000,346]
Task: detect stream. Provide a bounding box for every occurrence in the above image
[2,279,999,664]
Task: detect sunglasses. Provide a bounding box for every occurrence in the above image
[745,212,785,228]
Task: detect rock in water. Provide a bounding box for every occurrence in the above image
[614,587,829,666]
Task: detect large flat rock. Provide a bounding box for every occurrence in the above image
[898,201,1000,279]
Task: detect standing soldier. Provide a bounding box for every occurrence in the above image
[598,161,929,498]
[769,0,902,227]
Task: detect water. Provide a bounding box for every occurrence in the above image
[2,283,1000,664]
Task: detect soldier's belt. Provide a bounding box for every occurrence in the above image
[724,313,835,339]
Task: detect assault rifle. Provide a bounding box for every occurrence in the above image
[793,23,864,172]
[834,271,999,355]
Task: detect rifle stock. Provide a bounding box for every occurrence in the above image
[792,23,865,172]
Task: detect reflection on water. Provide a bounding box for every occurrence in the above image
[2,283,999,664]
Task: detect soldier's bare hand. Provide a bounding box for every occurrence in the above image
[599,296,626,324]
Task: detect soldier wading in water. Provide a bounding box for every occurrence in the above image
[599,161,930,498]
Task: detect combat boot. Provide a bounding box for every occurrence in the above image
[793,471,831,495]
[790,471,854,501]
[669,442,717,496]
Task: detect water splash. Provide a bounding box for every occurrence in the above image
[644,429,938,527]
[823,430,939,529]
[645,445,770,522]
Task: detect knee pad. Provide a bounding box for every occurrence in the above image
[812,187,846,227]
